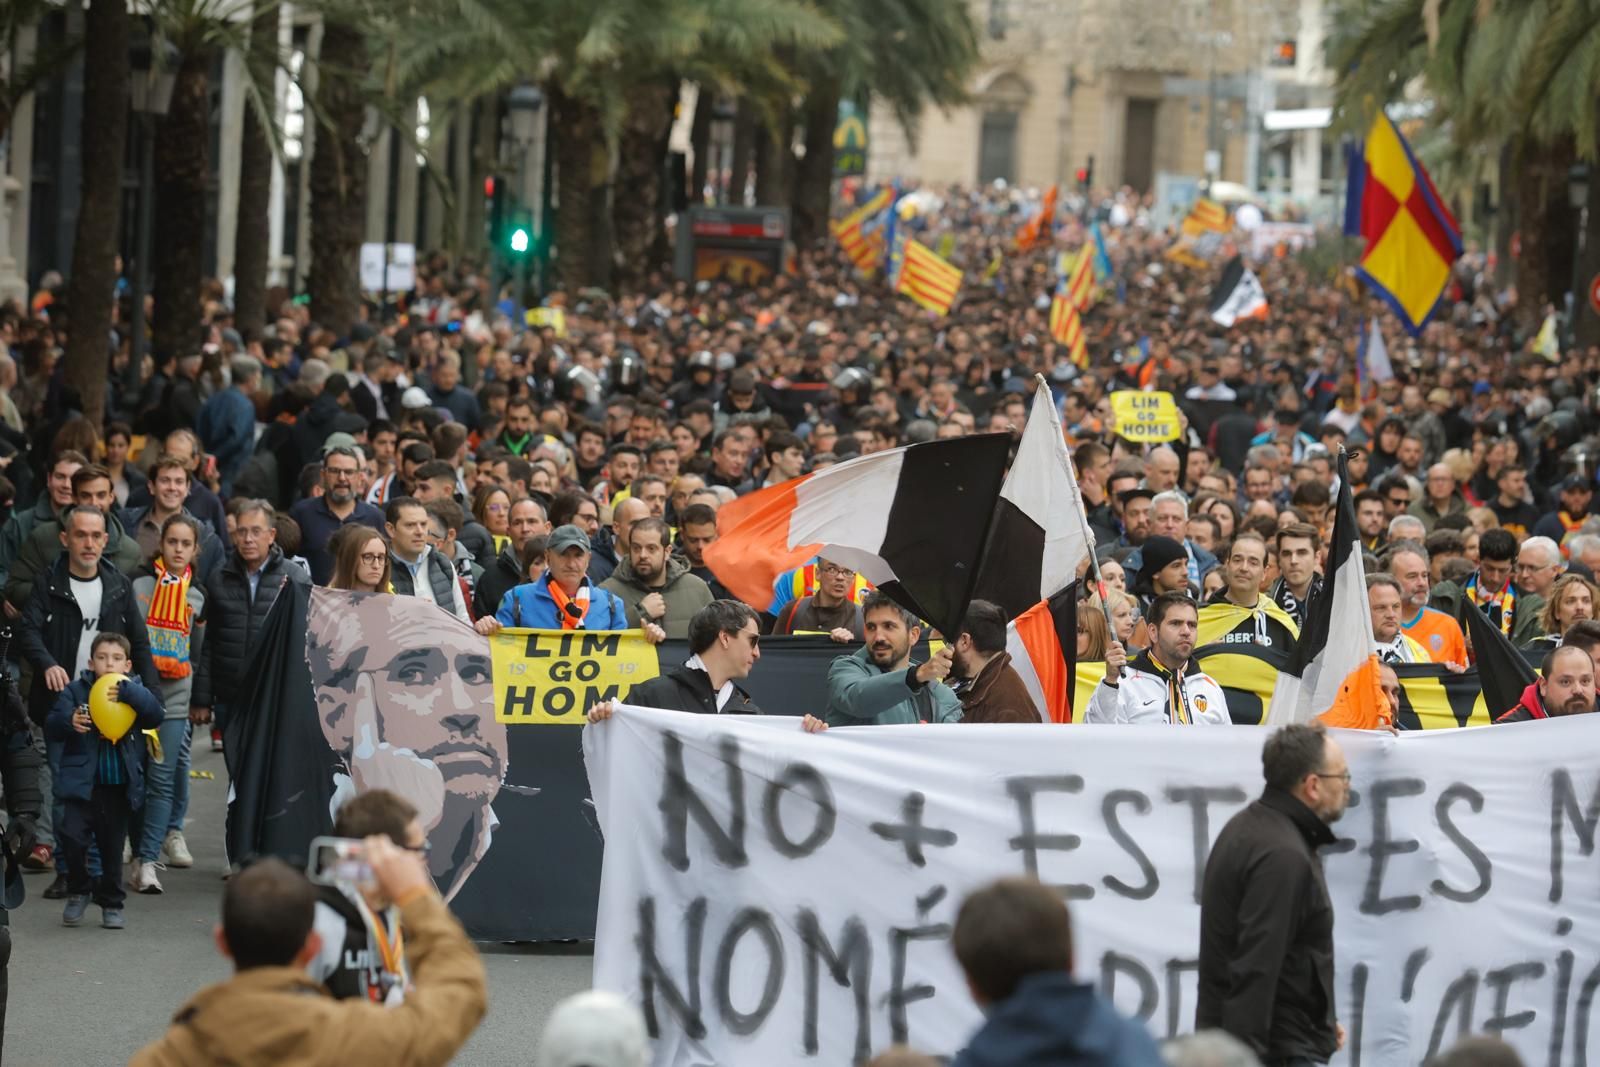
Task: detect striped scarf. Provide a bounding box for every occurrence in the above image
[147,559,194,679]
[1465,573,1515,639]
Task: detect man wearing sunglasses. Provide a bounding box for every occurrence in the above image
[586,601,826,730]
[309,789,431,1005]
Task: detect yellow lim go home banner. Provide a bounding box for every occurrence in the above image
[1109,390,1182,443]
[490,629,659,724]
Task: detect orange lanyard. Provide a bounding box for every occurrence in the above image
[353,896,407,993]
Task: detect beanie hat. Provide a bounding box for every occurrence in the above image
[1139,536,1187,584]
[535,991,649,1067]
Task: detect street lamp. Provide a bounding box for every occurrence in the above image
[1569,163,1590,349]
[126,37,179,398]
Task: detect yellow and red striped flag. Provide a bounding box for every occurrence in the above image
[1065,248,1094,310]
[1181,197,1229,235]
[896,239,963,315]
[1049,282,1088,368]
[831,187,894,276]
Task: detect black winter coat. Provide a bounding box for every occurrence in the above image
[17,556,161,725]
[1196,787,1339,1063]
[625,664,762,716]
[473,542,524,620]
[192,545,310,709]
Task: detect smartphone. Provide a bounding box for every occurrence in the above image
[307,836,373,887]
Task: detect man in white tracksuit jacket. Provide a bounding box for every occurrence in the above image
[1087,591,1232,725]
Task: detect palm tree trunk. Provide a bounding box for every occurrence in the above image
[1512,139,1574,336]
[753,111,791,206]
[791,83,839,249]
[61,0,129,429]
[151,49,213,360]
[728,98,755,206]
[549,82,604,290]
[232,1,277,342]
[613,80,677,291]
[689,87,712,207]
[306,19,368,336]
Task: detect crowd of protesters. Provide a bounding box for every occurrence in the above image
[0,178,1592,1063]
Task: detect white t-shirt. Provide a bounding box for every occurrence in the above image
[69,573,104,675]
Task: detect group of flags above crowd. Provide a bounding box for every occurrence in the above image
[829,111,1465,354]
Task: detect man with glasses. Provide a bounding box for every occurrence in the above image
[587,601,823,731]
[192,500,310,751]
[1198,723,1350,1065]
[289,445,386,585]
[771,556,865,641]
[1514,536,1564,600]
[1375,473,1413,524]
[1430,527,1545,644]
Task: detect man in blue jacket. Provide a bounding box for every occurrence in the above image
[949,878,1164,1067]
[195,354,262,497]
[44,633,164,930]
[478,525,663,644]
[824,592,960,726]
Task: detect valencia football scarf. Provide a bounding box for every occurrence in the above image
[146,559,194,679]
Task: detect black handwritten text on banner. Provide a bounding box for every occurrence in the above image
[585,711,1600,1066]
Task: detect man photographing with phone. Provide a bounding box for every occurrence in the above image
[131,833,486,1065]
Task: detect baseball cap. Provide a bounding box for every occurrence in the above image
[400,386,432,410]
[1426,387,1451,406]
[1473,382,1492,396]
[1118,485,1155,507]
[322,432,358,455]
[535,991,648,1067]
[1560,475,1593,494]
[547,524,591,554]
[727,370,756,396]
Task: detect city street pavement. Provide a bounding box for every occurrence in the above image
[6,743,594,1065]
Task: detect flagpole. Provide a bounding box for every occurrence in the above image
[1032,374,1119,669]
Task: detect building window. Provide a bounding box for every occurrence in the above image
[978,110,1018,185]
[987,0,1008,40]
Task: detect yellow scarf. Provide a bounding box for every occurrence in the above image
[146,559,193,679]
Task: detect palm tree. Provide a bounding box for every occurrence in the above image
[789,0,979,248]
[304,14,369,335]
[150,42,217,360]
[60,0,130,430]
[233,0,278,341]
[0,0,81,149]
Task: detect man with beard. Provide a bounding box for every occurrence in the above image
[1198,724,1350,1064]
[304,590,508,901]
[600,518,712,639]
[675,503,731,600]
[771,556,864,640]
[1086,592,1230,725]
[1496,644,1597,721]
[824,592,961,726]
[289,446,386,585]
[947,599,1037,723]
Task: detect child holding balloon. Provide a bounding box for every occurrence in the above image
[43,633,164,930]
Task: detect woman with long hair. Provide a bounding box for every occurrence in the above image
[1205,498,1240,542]
[473,484,513,555]
[1077,605,1109,661]
[329,524,391,592]
[1526,574,1600,656]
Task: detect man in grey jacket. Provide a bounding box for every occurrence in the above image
[825,591,961,726]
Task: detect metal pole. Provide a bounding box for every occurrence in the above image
[1571,205,1586,351]
[127,114,154,400]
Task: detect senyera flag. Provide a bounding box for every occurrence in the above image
[704,435,1012,636]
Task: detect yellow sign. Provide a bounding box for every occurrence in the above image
[833,101,868,177]
[491,628,660,724]
[1109,390,1181,443]
[524,306,568,337]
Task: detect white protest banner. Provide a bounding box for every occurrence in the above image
[585,710,1600,1066]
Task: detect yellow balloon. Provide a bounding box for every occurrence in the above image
[88,673,136,743]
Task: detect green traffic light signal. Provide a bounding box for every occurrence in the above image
[509,227,531,254]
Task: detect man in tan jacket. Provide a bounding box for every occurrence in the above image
[131,837,487,1067]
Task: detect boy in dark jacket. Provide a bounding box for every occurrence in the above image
[44,633,163,930]
[949,878,1163,1067]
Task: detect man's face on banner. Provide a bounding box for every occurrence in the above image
[306,591,508,898]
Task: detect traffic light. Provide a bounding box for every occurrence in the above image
[485,174,507,248]
[1076,155,1095,192]
[509,225,531,255]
